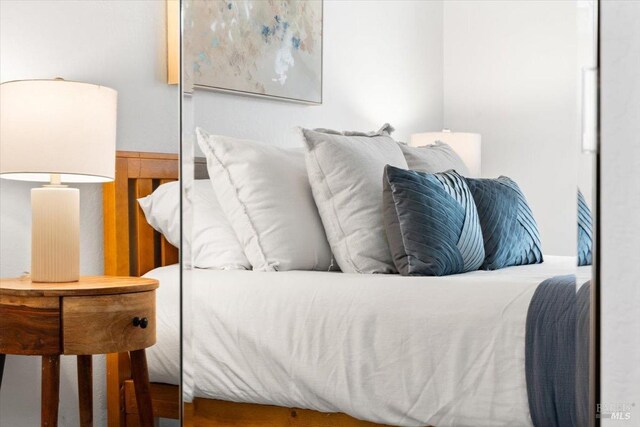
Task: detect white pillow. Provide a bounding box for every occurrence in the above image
[399,141,470,176]
[137,180,250,270]
[301,124,408,274]
[196,127,333,272]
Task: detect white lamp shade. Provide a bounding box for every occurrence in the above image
[410,131,482,177]
[0,79,117,183]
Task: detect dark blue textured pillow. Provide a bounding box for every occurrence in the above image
[383,165,485,276]
[466,176,543,270]
[577,190,593,266]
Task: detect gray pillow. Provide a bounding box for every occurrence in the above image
[383,165,485,276]
[466,176,543,270]
[399,141,469,176]
[302,124,408,274]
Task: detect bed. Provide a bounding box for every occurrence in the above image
[146,258,590,427]
[104,151,590,427]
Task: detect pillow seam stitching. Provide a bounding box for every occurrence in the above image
[307,143,361,274]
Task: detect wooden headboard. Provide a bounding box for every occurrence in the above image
[102,151,207,277]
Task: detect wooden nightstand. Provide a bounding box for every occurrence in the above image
[0,276,159,427]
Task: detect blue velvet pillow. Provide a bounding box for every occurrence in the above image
[466,176,543,270]
[577,190,593,266]
[383,165,485,276]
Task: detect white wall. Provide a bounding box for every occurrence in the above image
[193,0,444,147]
[0,1,179,426]
[442,0,579,256]
[601,2,640,425]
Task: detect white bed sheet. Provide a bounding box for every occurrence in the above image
[144,257,591,427]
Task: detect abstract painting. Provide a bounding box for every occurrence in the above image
[186,0,323,103]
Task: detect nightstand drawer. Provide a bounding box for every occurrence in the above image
[62,290,156,355]
[0,295,61,355]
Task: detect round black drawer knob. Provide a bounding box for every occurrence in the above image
[132,317,149,329]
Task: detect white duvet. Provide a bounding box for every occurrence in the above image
[144,257,590,427]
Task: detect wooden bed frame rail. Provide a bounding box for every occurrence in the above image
[103,151,390,426]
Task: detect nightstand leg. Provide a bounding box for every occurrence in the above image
[77,355,93,427]
[41,355,60,427]
[0,354,5,388]
[130,349,154,427]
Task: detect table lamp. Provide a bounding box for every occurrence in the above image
[410,129,482,177]
[0,79,117,283]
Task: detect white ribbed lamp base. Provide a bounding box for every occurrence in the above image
[31,186,80,283]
